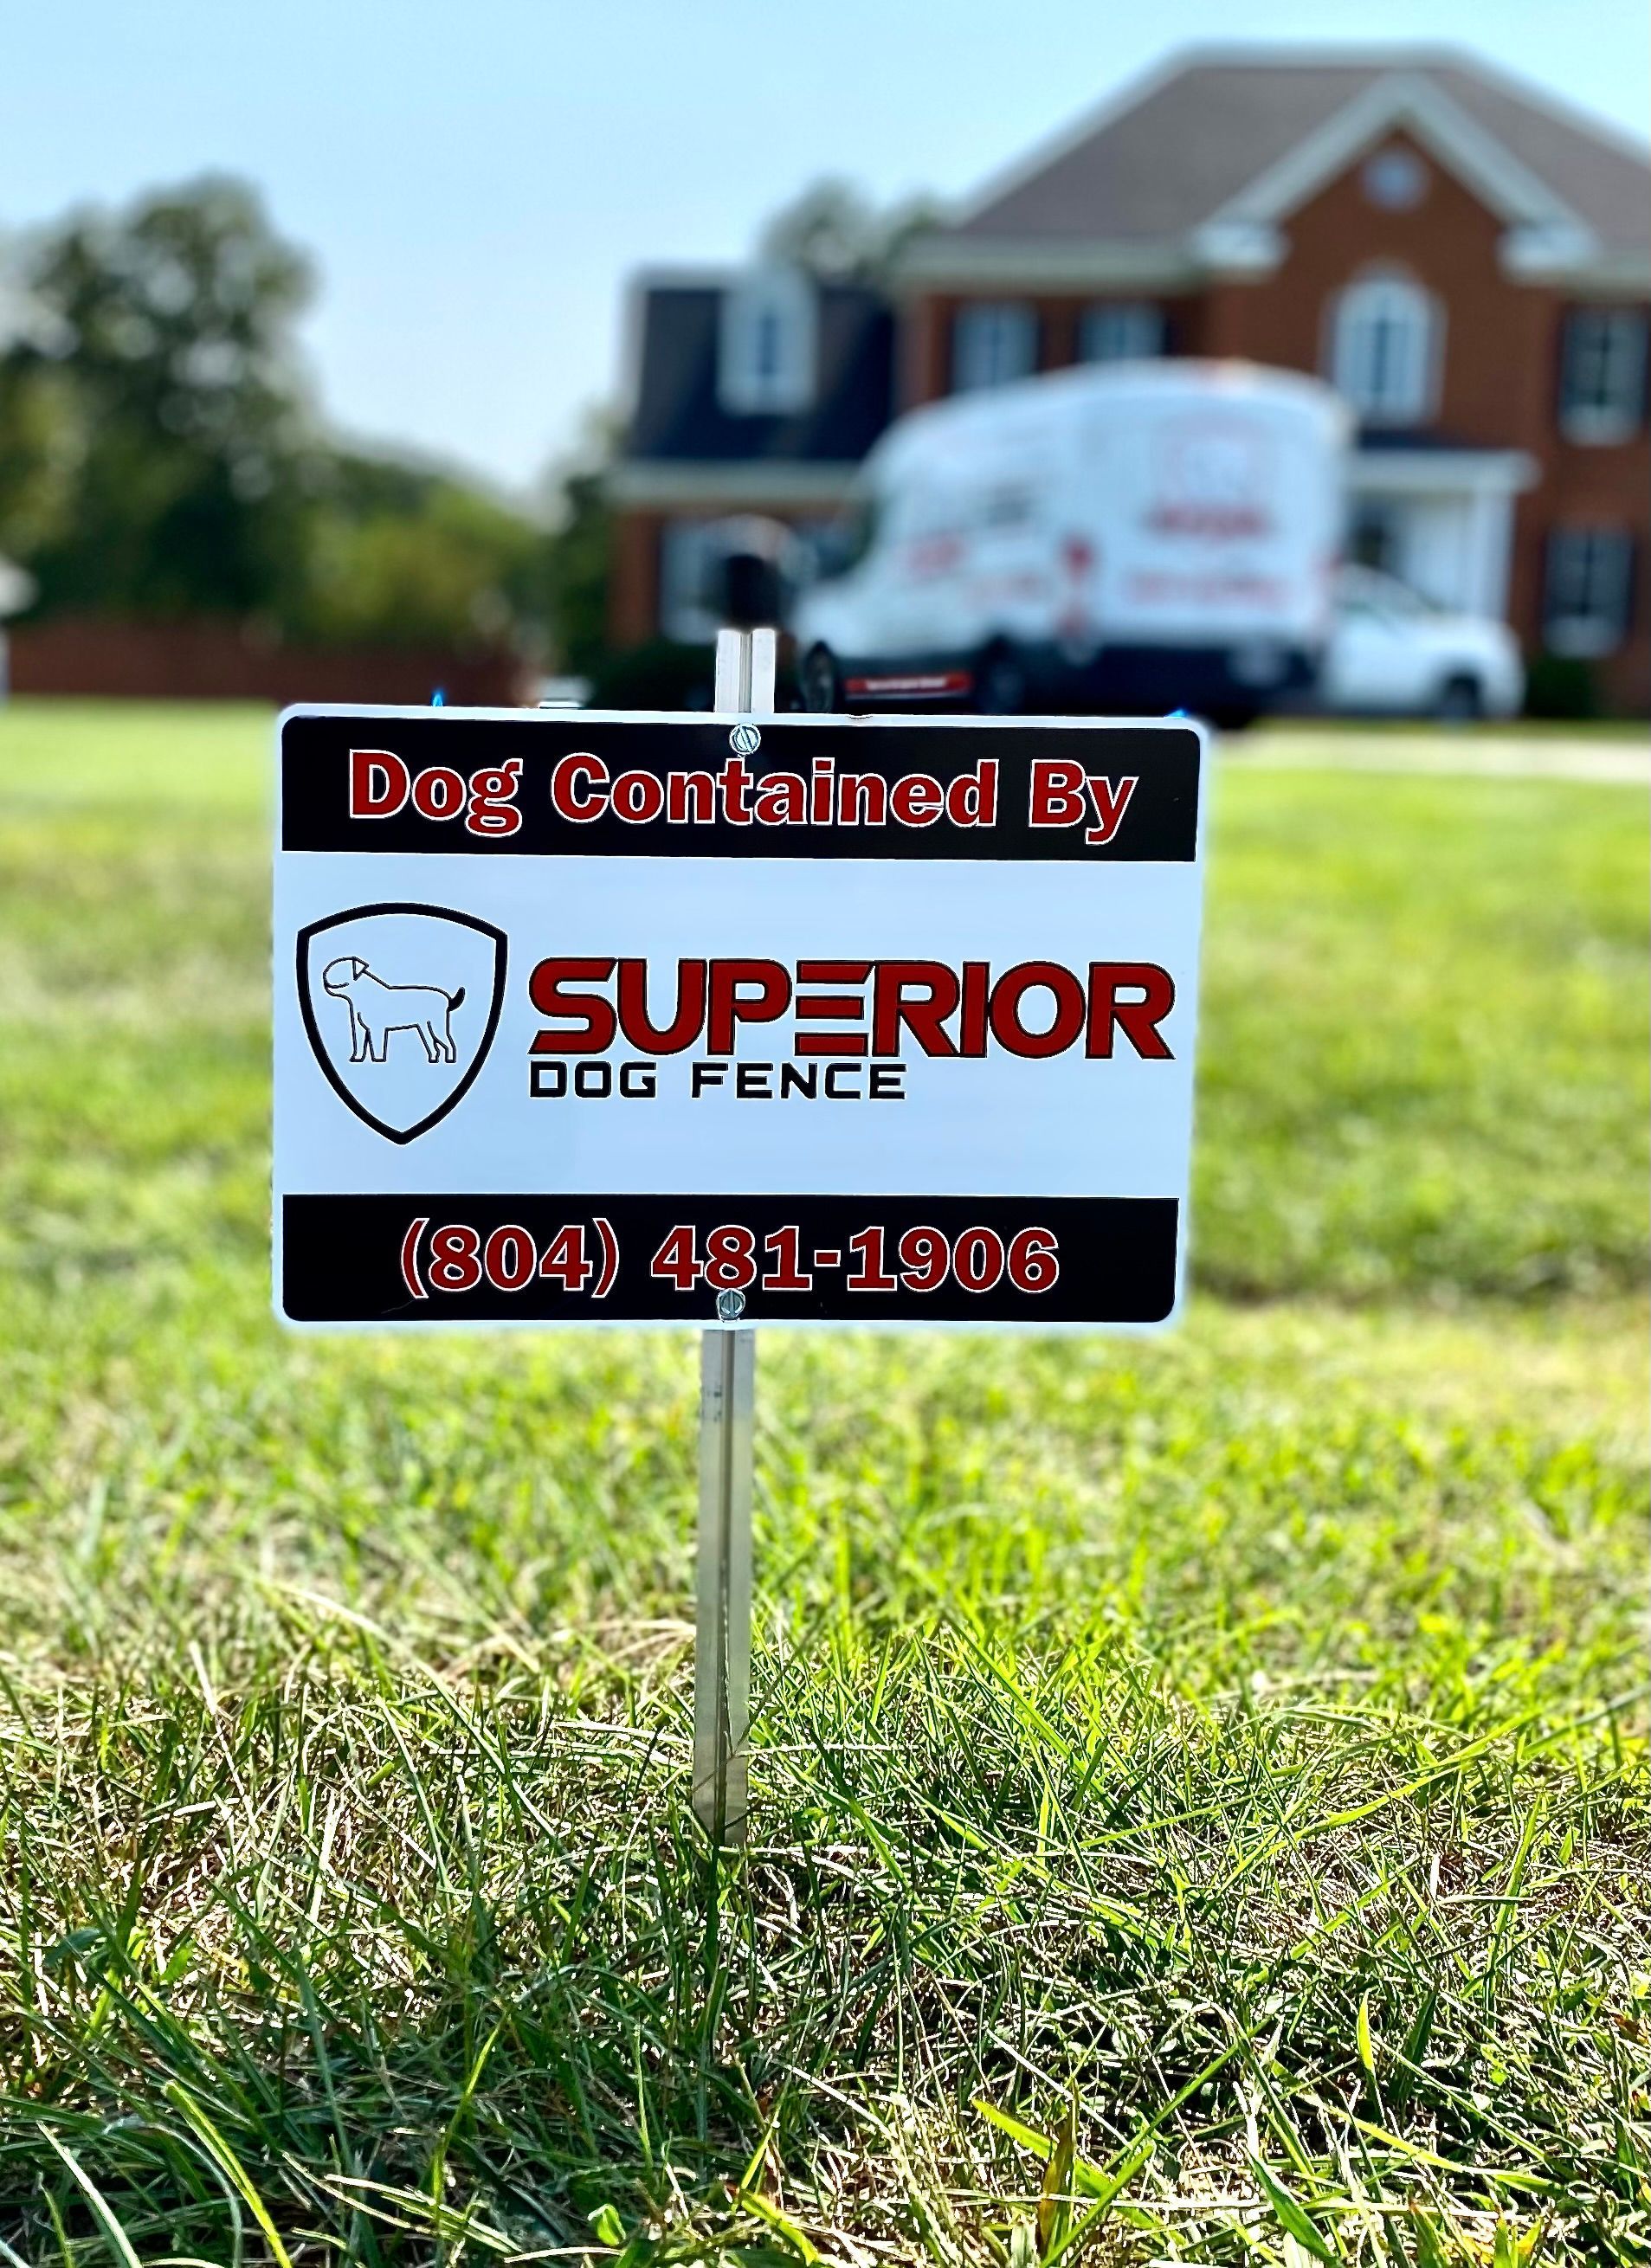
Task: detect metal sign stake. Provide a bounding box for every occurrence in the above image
[691,625,776,1846]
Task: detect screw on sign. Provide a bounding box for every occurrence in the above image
[272,625,1208,1844]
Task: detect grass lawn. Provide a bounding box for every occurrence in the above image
[0,699,1646,2265]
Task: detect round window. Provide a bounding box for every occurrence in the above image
[1363,147,1428,210]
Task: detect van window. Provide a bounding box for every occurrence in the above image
[981,483,1037,530]
[815,493,882,577]
[896,486,966,544]
[896,480,1038,545]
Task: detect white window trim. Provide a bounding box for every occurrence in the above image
[658,519,724,642]
[951,302,1038,393]
[1545,528,1634,658]
[1559,307,1648,447]
[717,267,816,418]
[1078,300,1165,364]
[1327,270,1443,428]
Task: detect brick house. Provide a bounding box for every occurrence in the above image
[608,274,893,651]
[609,49,1651,708]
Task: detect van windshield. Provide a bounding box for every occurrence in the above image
[905,478,1040,544]
[812,492,882,580]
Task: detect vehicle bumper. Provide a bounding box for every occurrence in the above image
[1050,641,1318,716]
[822,641,1319,716]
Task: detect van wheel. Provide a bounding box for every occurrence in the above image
[801,645,839,714]
[1437,673,1483,722]
[976,645,1026,714]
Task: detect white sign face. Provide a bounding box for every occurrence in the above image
[274,707,1207,1329]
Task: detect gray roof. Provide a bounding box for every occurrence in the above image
[625,282,893,466]
[947,52,1649,251]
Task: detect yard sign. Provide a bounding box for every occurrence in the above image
[274,651,1209,1846]
[273,705,1207,1329]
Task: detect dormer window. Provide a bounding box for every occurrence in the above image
[1330,270,1441,426]
[718,267,816,416]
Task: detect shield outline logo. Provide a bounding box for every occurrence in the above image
[296,901,508,1144]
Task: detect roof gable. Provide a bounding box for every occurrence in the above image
[1433,62,1651,250]
[1209,73,1575,231]
[927,50,1648,261]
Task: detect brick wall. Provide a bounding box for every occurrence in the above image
[900,292,1196,407]
[609,515,664,648]
[1515,295,1650,713]
[1205,136,1650,709]
[900,131,1650,706]
[5,617,532,706]
[606,505,846,654]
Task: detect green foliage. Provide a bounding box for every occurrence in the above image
[1,176,314,619]
[588,635,715,709]
[1195,764,1649,1300]
[758,175,945,282]
[540,457,617,677]
[0,180,554,655]
[295,452,551,653]
[0,359,77,564]
[0,707,1645,2260]
[1524,651,1602,721]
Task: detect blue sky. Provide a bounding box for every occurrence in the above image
[3,0,1646,496]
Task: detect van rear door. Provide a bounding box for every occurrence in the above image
[1081,389,1332,653]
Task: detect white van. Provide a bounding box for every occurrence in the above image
[792,361,1350,720]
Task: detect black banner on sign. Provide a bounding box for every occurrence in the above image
[279,711,1201,865]
[280,1193,1180,1327]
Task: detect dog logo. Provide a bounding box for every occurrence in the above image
[322,957,467,1066]
[298,903,506,1143]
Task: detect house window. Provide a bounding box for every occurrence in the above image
[1348,499,1404,576]
[1559,308,1648,444]
[1545,528,1634,656]
[718,267,816,416]
[658,519,723,641]
[1330,272,1440,425]
[1362,147,1428,210]
[1078,302,1165,363]
[951,303,1037,392]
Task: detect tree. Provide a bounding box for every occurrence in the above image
[0,361,72,571]
[0,177,557,656]
[1,177,316,620]
[535,412,622,678]
[294,449,550,654]
[0,169,941,670]
[757,177,941,283]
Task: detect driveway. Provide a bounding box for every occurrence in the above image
[1226,726,1650,785]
